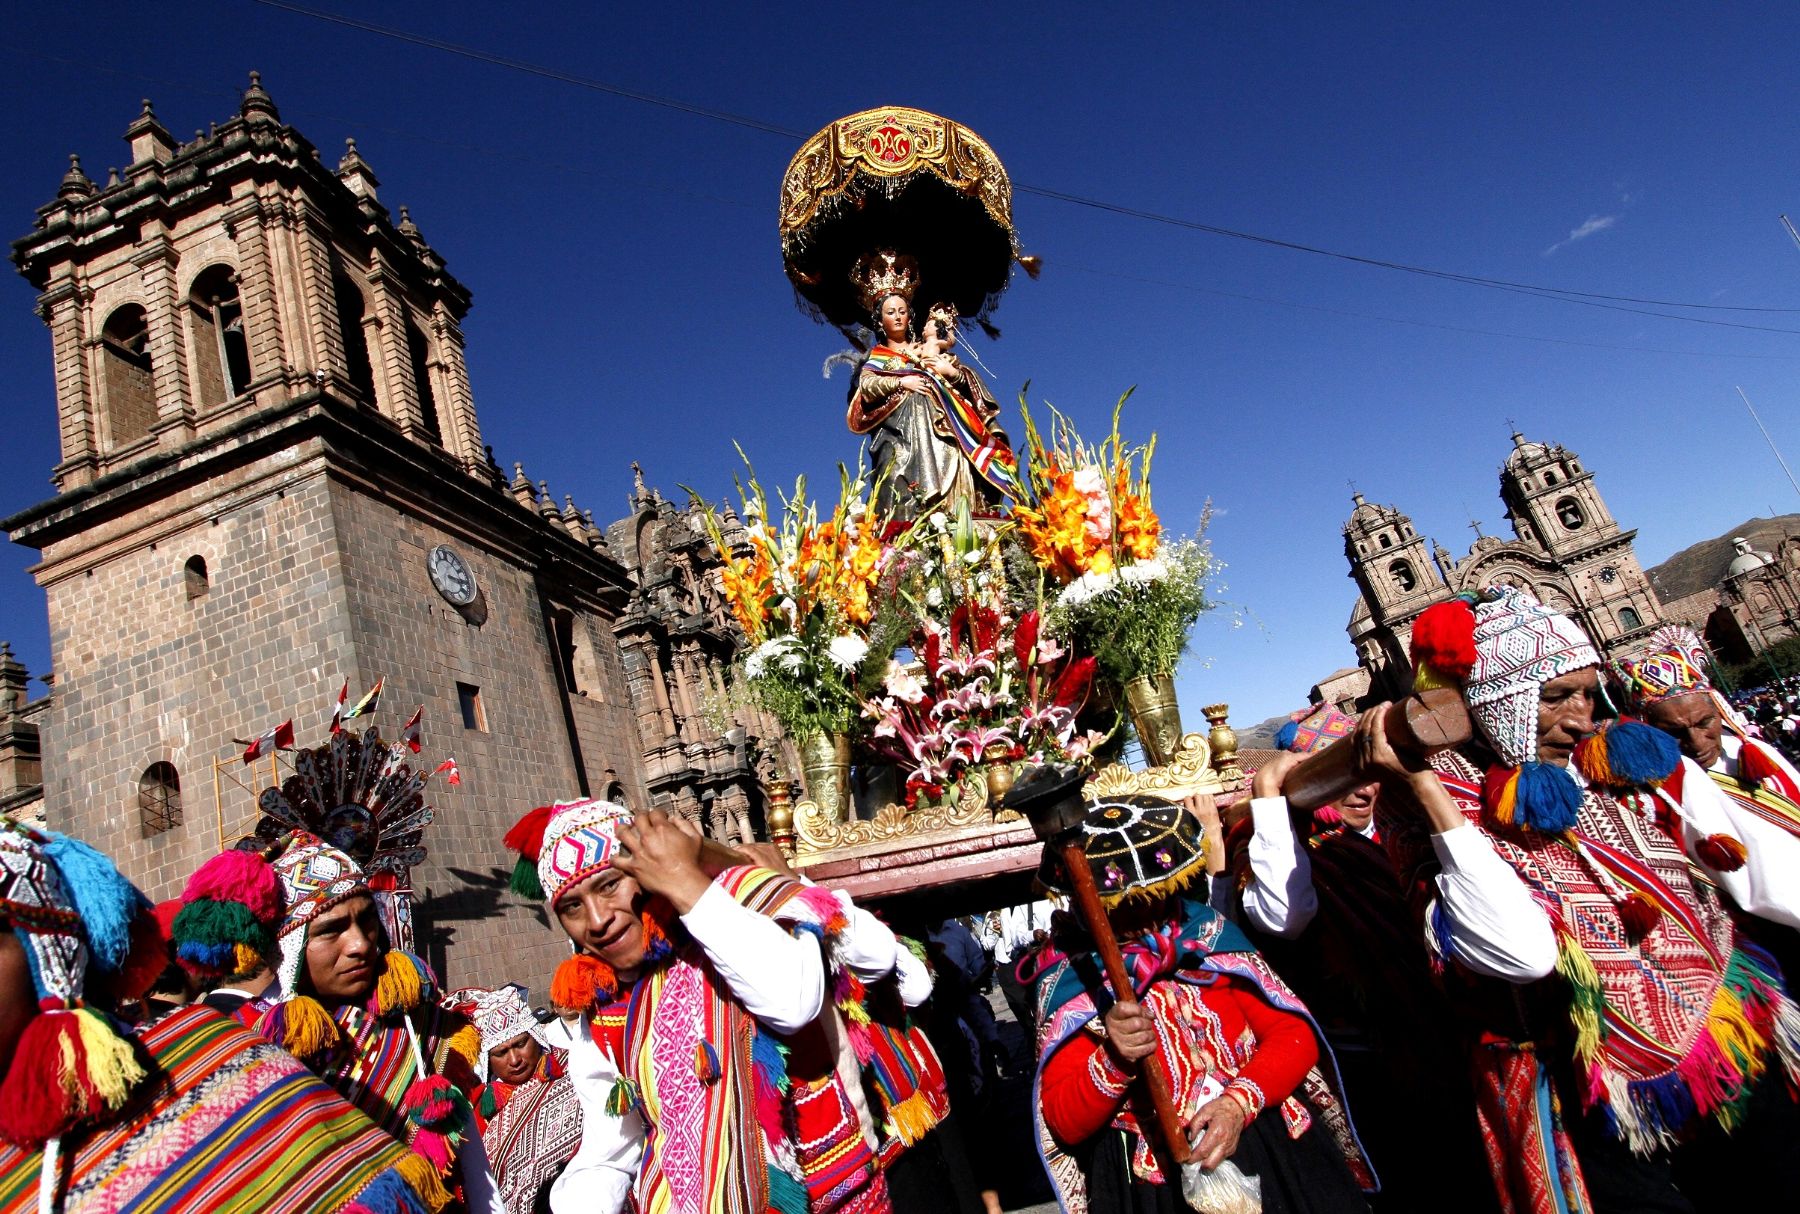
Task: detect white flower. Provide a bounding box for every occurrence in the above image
[961,549,983,566]
[745,637,790,680]
[926,586,943,608]
[1058,568,1123,609]
[827,635,869,671]
[928,512,949,533]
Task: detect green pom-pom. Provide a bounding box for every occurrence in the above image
[477,1084,499,1120]
[604,1076,638,1117]
[510,855,545,900]
[173,899,273,954]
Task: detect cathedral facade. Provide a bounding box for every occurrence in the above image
[2,81,761,988]
[1326,431,1665,708]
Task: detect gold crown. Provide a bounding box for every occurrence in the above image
[851,249,920,313]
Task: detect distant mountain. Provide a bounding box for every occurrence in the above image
[1647,514,1800,603]
[1236,713,1293,749]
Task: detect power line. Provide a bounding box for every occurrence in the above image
[251,0,1800,330]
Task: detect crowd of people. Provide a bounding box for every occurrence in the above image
[2,587,1798,1213]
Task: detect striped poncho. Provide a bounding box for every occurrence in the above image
[0,1005,435,1214]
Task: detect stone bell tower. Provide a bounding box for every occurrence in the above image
[5,78,645,988]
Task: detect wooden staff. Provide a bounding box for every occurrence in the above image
[1009,767,1193,1167]
[1278,687,1472,811]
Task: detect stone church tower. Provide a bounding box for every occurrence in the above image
[3,79,650,988]
[1340,430,1663,705]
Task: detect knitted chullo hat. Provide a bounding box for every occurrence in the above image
[271,832,370,1000]
[1613,625,1710,713]
[0,822,166,1151]
[504,799,674,1014]
[1463,585,1601,769]
[1036,795,1207,909]
[503,799,631,904]
[170,841,285,984]
[469,984,546,1056]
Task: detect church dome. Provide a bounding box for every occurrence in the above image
[1346,492,1384,528]
[1349,596,1373,631]
[1726,537,1773,578]
[1504,435,1552,472]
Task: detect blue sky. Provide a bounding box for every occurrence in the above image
[5,2,1800,730]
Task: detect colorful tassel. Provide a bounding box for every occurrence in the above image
[1618,892,1662,940]
[475,1084,498,1121]
[181,849,283,923]
[508,856,544,900]
[502,806,555,864]
[261,995,341,1061]
[172,900,274,974]
[42,834,144,973]
[343,1165,434,1214]
[1554,934,1605,1066]
[390,1151,453,1213]
[1483,763,1583,833]
[371,952,430,1017]
[604,1076,638,1117]
[444,1023,482,1073]
[694,1040,721,1083]
[550,954,615,1013]
[1738,742,1794,794]
[1696,833,1749,873]
[1410,596,1479,684]
[0,1005,145,1146]
[1574,722,1680,789]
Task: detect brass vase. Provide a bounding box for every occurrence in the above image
[797,731,852,825]
[983,741,1016,809]
[1123,673,1184,768]
[764,779,795,852]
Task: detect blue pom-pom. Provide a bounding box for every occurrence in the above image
[1274,721,1300,751]
[1604,722,1680,786]
[43,832,147,972]
[1512,762,1583,833]
[177,939,233,968]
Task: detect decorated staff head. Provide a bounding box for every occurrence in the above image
[1614,625,1737,769]
[1035,795,1208,910]
[0,822,167,1149]
[504,799,674,1014]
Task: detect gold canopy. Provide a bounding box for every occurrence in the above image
[779,106,1015,244]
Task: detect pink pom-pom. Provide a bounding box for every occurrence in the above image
[183,849,283,924]
[409,1128,454,1173]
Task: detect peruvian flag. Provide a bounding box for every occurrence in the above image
[242,719,295,765]
[401,705,423,754]
[432,757,461,786]
[344,676,384,721]
[328,679,348,735]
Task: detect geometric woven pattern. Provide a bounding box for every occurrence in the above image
[0,822,86,1002]
[1036,795,1207,907]
[536,799,631,904]
[1614,624,1710,712]
[1466,585,1600,767]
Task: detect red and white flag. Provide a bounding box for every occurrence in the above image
[329,680,348,735]
[242,719,295,765]
[401,705,423,754]
[432,757,461,786]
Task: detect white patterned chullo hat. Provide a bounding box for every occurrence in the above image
[470,983,546,1056]
[1465,585,1601,768]
[270,832,369,999]
[536,799,632,905]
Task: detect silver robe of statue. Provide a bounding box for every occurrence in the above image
[849,350,1004,519]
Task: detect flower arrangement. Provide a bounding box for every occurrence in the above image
[1013,392,1213,689]
[702,456,895,742]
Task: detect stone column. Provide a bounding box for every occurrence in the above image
[291,203,341,382]
[365,251,419,433]
[224,195,289,401]
[433,305,483,471]
[131,235,193,445]
[41,281,97,489]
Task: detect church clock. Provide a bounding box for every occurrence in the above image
[428,544,478,606]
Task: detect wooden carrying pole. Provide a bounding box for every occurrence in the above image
[1277,687,1472,811]
[1055,836,1194,1166]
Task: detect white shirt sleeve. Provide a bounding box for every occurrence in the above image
[1675,760,1800,929]
[1427,823,1558,983]
[826,888,901,982]
[547,1016,641,1214]
[1239,796,1318,938]
[893,940,934,1008]
[680,882,826,1034]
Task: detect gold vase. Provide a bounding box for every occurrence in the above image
[1123,673,1184,768]
[764,779,795,852]
[797,732,852,825]
[983,741,1016,809]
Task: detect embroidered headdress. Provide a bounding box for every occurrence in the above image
[1036,795,1206,908]
[271,832,370,999]
[467,983,546,1056]
[0,823,165,1153]
[503,798,631,904]
[1464,585,1601,768]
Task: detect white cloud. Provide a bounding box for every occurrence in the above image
[1543,214,1618,256]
